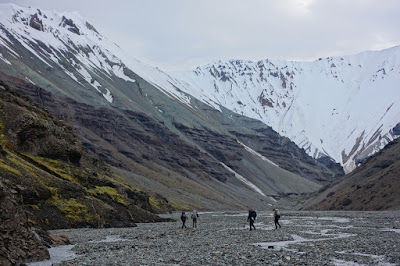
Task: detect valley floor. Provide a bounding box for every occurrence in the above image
[29,211,400,265]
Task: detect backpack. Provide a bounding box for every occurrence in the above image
[250,210,257,220]
[181,213,187,221]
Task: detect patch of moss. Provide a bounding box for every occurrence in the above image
[51,198,92,222]
[25,155,79,184]
[0,158,22,176]
[149,197,164,211]
[89,186,128,206]
[27,218,37,225]
[27,204,40,211]
[7,152,59,197]
[98,173,133,190]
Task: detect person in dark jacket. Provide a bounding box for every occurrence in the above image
[273,208,281,229]
[181,212,188,229]
[247,210,257,231]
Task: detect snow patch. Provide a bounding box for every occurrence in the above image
[221,162,268,198]
[0,52,11,65]
[238,141,279,167]
[112,65,136,83]
[25,76,36,85]
[102,88,113,103]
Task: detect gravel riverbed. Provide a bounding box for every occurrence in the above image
[34,211,400,265]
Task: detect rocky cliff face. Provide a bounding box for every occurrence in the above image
[0,180,49,266]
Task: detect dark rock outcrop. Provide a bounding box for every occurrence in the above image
[29,13,43,31]
[60,16,80,35]
[0,181,49,265]
[393,123,400,136]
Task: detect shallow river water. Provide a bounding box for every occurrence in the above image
[30,211,400,265]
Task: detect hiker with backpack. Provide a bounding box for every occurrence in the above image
[181,211,188,228]
[191,210,199,228]
[273,208,281,229]
[247,210,257,231]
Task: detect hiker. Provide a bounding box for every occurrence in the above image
[247,210,257,231]
[181,211,188,228]
[273,208,281,229]
[191,210,199,228]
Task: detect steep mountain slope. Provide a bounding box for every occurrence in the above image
[173,47,400,173]
[301,137,400,211]
[0,3,341,210]
[0,81,174,264]
[0,81,168,228]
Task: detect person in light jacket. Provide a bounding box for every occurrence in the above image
[191,210,199,228]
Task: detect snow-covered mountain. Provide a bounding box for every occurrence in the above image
[0,3,195,107]
[2,3,347,210]
[1,3,398,176]
[172,48,400,173]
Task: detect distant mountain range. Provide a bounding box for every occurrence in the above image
[0,3,398,210]
[172,47,400,173]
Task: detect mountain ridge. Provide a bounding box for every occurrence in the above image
[172,46,400,173]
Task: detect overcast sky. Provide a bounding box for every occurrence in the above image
[2,0,400,71]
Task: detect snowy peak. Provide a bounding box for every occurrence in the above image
[0,3,141,104]
[0,3,199,108]
[1,4,99,36]
[173,46,400,173]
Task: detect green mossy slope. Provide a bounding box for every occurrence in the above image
[0,81,170,230]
